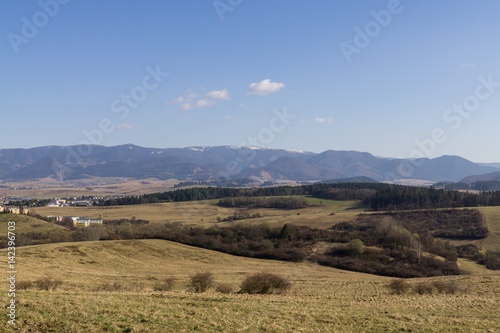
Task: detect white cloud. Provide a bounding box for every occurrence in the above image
[195,98,214,108]
[206,89,229,100]
[115,123,135,130]
[315,117,333,124]
[173,96,184,104]
[170,88,228,110]
[247,79,285,95]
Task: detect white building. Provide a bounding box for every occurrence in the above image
[71,217,104,228]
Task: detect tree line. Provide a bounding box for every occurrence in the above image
[96,182,500,211]
[217,197,313,209]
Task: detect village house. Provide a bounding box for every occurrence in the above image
[73,200,92,207]
[47,198,67,207]
[0,206,29,215]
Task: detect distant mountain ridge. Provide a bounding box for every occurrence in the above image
[460,171,500,184]
[0,144,498,184]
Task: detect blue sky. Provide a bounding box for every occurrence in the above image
[1,0,500,162]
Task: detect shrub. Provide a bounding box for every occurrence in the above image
[414,282,434,295]
[456,244,480,259]
[280,223,292,240]
[387,279,410,295]
[348,239,364,255]
[215,283,233,294]
[433,280,459,294]
[189,272,214,293]
[153,277,176,292]
[17,280,33,290]
[239,272,291,294]
[486,253,500,270]
[94,282,125,292]
[34,277,63,291]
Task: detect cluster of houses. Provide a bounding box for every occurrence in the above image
[1,205,102,229]
[45,198,101,227]
[0,205,29,215]
[0,190,108,228]
[47,198,92,207]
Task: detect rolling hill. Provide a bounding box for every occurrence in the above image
[461,171,500,184]
[1,239,499,332]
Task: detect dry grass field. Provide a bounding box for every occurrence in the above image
[1,177,179,198]
[0,214,66,237]
[3,201,500,331]
[31,197,365,229]
[0,239,499,332]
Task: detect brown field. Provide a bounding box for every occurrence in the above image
[3,201,500,331]
[0,239,499,332]
[31,197,365,229]
[0,214,66,237]
[0,177,180,198]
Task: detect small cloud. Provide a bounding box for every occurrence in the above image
[181,99,213,110]
[115,123,135,130]
[248,79,285,95]
[169,88,227,110]
[315,117,333,124]
[206,89,229,100]
[195,98,214,108]
[173,96,184,104]
[461,62,479,68]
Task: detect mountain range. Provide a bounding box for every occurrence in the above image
[0,144,498,184]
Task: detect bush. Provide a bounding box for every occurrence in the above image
[432,280,459,294]
[94,282,125,292]
[239,272,291,294]
[414,282,434,295]
[486,253,500,270]
[387,279,410,295]
[189,272,214,293]
[17,280,33,290]
[348,239,364,255]
[153,277,176,292]
[215,283,233,294]
[34,277,63,291]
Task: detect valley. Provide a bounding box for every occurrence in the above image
[3,157,500,331]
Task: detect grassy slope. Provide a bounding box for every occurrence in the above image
[1,239,500,332]
[0,214,67,237]
[5,239,385,292]
[31,197,365,229]
[477,206,500,251]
